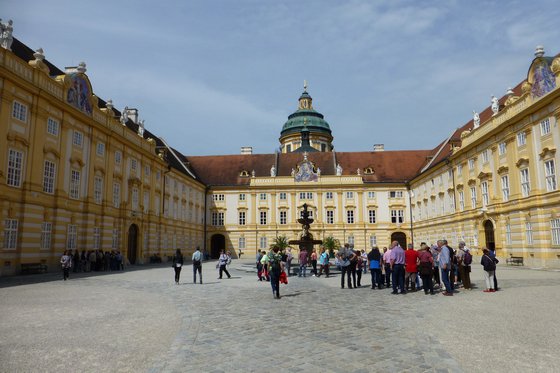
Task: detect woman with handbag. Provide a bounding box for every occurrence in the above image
[481,248,497,292]
[172,249,184,284]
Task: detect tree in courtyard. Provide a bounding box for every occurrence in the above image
[322,236,340,258]
[271,235,290,252]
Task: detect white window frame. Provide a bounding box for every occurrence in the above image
[112,228,120,250]
[279,192,287,200]
[520,168,531,197]
[239,237,246,250]
[325,192,333,200]
[470,186,477,208]
[259,211,267,225]
[498,142,507,156]
[4,219,18,249]
[239,193,246,201]
[449,192,455,211]
[552,219,560,246]
[517,132,527,147]
[525,222,533,245]
[279,210,287,225]
[113,183,121,208]
[369,235,377,248]
[94,176,103,204]
[238,211,246,225]
[260,236,268,250]
[391,210,404,224]
[367,191,375,199]
[40,222,52,250]
[501,175,510,202]
[143,192,150,214]
[7,149,24,187]
[481,181,489,206]
[12,101,28,122]
[93,227,101,250]
[73,131,83,147]
[346,191,354,199]
[259,193,267,201]
[47,118,59,136]
[131,187,139,211]
[213,194,225,201]
[326,210,334,224]
[545,160,557,192]
[212,211,224,226]
[43,160,56,194]
[457,164,463,174]
[368,209,376,224]
[96,143,105,156]
[481,150,489,164]
[67,224,77,250]
[468,158,475,170]
[540,118,551,136]
[505,223,512,245]
[346,209,355,224]
[458,191,465,211]
[115,151,122,165]
[69,169,81,199]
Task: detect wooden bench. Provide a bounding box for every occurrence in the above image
[506,256,524,266]
[21,263,48,274]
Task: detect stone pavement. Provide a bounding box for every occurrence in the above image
[1,260,559,373]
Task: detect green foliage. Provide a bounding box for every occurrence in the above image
[322,236,340,257]
[270,235,290,251]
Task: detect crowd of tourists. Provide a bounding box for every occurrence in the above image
[60,249,125,280]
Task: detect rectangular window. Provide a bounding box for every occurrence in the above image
[470,186,477,208]
[154,195,160,216]
[540,118,551,136]
[501,175,510,202]
[239,193,246,201]
[7,149,24,187]
[73,131,83,147]
[481,181,489,206]
[93,227,101,250]
[526,222,533,245]
[481,150,489,164]
[43,160,56,194]
[279,192,287,200]
[70,170,81,199]
[346,191,354,199]
[389,191,403,198]
[520,168,531,197]
[3,219,18,249]
[115,151,122,165]
[459,191,465,211]
[239,211,246,225]
[113,183,121,208]
[112,228,120,250]
[212,212,224,226]
[449,192,455,211]
[144,165,151,177]
[96,143,105,156]
[552,219,560,245]
[12,101,28,122]
[545,160,557,192]
[369,235,377,248]
[260,211,267,225]
[260,236,268,249]
[468,158,475,170]
[299,192,306,200]
[239,237,246,250]
[346,210,354,224]
[67,224,77,250]
[47,118,59,136]
[143,192,150,214]
[367,191,375,199]
[348,236,355,246]
[505,223,512,245]
[517,132,527,147]
[325,192,333,199]
[94,176,103,204]
[457,164,463,174]
[498,142,507,155]
[368,209,376,224]
[259,193,267,201]
[391,210,404,223]
[40,222,52,250]
[131,159,137,171]
[131,187,139,211]
[326,210,334,224]
[213,194,225,201]
[279,210,287,225]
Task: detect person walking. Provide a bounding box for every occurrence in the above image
[489,247,499,291]
[298,248,308,277]
[317,247,330,277]
[260,250,270,281]
[310,248,318,276]
[418,243,434,295]
[389,241,406,294]
[337,244,355,289]
[286,247,293,277]
[172,249,184,284]
[268,246,284,299]
[382,247,392,288]
[192,246,203,284]
[60,250,72,281]
[367,247,383,289]
[218,250,231,279]
[481,248,497,292]
[437,240,453,296]
[256,250,264,281]
[457,241,472,290]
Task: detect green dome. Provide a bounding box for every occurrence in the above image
[280,91,332,137]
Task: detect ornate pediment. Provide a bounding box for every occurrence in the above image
[65,63,94,116]
[516,157,530,168]
[539,147,556,160]
[477,171,492,180]
[528,55,556,98]
[497,165,509,175]
[294,153,318,182]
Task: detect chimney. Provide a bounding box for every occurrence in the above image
[126,108,139,124]
[241,146,253,155]
[373,144,384,152]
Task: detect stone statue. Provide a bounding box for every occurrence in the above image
[473,110,480,128]
[491,96,499,115]
[317,168,321,176]
[357,168,361,176]
[291,168,295,177]
[251,170,255,177]
[270,165,276,177]
[120,106,129,125]
[0,19,14,51]
[138,119,145,137]
[336,163,342,176]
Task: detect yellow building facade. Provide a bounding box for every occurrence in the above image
[2,33,560,276]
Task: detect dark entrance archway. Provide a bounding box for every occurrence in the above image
[210,234,225,259]
[390,232,407,248]
[127,224,139,265]
[484,220,495,250]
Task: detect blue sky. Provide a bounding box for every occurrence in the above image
[5,0,560,155]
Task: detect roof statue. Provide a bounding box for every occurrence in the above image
[357,168,361,176]
[317,168,321,176]
[473,111,480,128]
[121,106,129,125]
[138,119,145,137]
[303,79,308,92]
[491,95,499,115]
[0,19,14,51]
[270,165,276,177]
[336,163,342,176]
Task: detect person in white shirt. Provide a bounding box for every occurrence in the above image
[192,246,202,284]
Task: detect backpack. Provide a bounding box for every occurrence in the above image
[448,246,456,264]
[463,250,472,265]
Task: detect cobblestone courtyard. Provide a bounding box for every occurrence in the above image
[1,260,559,373]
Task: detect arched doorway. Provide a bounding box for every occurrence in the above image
[210,234,225,259]
[390,232,407,248]
[484,220,495,250]
[127,224,139,265]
